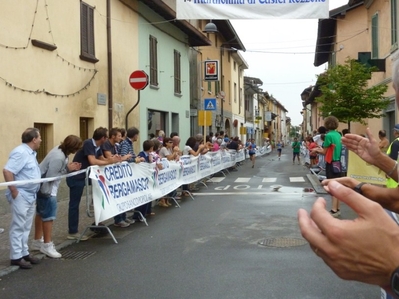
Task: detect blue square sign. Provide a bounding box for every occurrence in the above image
[204,98,217,111]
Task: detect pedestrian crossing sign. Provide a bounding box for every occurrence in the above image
[204,98,216,111]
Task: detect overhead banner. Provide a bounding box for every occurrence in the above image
[176,0,329,20]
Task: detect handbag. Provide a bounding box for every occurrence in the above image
[332,161,341,174]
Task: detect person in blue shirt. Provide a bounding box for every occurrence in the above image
[66,127,119,240]
[276,140,282,160]
[3,128,42,269]
[247,139,257,168]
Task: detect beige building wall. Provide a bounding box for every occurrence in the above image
[333,1,397,137]
[0,0,139,179]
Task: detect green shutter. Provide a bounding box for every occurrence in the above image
[371,14,379,58]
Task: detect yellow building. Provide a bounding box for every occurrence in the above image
[306,0,398,138]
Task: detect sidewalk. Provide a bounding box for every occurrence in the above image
[0,182,95,276]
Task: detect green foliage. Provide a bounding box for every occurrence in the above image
[315,58,389,129]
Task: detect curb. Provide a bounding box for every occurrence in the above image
[0,238,89,278]
[306,174,328,194]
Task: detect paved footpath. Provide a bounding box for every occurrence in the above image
[0,184,95,276]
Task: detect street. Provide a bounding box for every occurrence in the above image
[0,151,378,299]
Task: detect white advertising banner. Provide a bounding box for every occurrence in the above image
[88,148,269,224]
[89,162,156,225]
[180,155,199,184]
[176,0,329,20]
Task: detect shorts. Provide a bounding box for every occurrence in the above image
[293,152,300,158]
[325,162,342,179]
[249,152,255,156]
[277,149,282,152]
[36,195,57,221]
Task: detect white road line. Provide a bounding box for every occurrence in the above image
[235,178,251,183]
[289,177,306,182]
[207,177,225,183]
[192,192,311,196]
[262,178,277,182]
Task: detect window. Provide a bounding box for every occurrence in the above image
[234,83,237,103]
[392,0,398,48]
[174,50,181,94]
[208,81,212,94]
[371,14,379,58]
[234,61,236,70]
[149,35,158,86]
[215,81,220,94]
[80,2,98,63]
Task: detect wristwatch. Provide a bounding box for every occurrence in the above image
[391,267,399,297]
[353,182,367,195]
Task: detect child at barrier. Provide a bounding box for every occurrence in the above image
[182,137,206,196]
[136,140,158,218]
[158,137,180,206]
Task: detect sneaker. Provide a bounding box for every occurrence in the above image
[113,221,130,228]
[124,218,135,224]
[330,209,341,218]
[67,233,89,241]
[31,238,44,251]
[40,242,62,258]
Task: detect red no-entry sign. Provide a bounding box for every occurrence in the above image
[129,70,149,90]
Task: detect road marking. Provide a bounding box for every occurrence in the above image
[262,178,277,182]
[193,192,313,196]
[289,177,305,182]
[207,177,225,183]
[235,178,251,183]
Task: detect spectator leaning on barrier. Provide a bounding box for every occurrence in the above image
[3,128,42,269]
[117,127,144,225]
[102,128,134,228]
[31,135,82,259]
[66,127,120,241]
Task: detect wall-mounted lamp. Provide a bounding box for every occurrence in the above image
[203,20,218,33]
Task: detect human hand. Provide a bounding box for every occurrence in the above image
[321,177,360,190]
[67,162,82,171]
[122,153,132,161]
[298,180,399,288]
[342,128,381,165]
[11,189,19,199]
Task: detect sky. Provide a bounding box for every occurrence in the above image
[230,0,348,126]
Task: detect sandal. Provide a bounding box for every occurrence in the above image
[158,202,169,207]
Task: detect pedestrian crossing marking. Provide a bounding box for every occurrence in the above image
[235,178,251,183]
[262,178,277,182]
[289,177,305,182]
[207,177,225,183]
[206,101,215,110]
[207,176,307,183]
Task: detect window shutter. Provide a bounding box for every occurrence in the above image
[371,14,379,58]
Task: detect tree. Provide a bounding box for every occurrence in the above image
[316,58,389,131]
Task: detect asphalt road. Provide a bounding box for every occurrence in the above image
[0,151,379,299]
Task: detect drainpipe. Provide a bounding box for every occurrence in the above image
[220,47,223,127]
[106,0,113,129]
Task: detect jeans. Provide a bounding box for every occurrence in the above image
[66,177,86,234]
[133,203,151,219]
[114,213,127,224]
